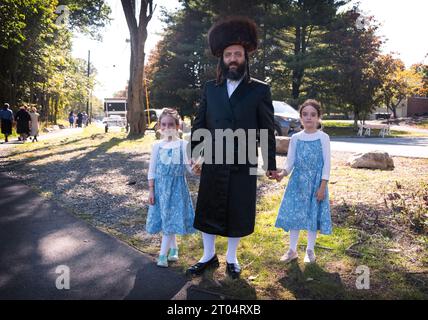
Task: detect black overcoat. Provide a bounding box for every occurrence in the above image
[191,78,276,237]
[15,109,31,134]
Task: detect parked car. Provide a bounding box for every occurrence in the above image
[272,100,301,136]
[102,115,127,132]
[375,112,392,120]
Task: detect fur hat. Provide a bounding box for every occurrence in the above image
[208,16,258,57]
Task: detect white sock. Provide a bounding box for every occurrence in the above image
[226,237,240,264]
[306,231,317,252]
[289,230,300,252]
[160,234,175,256]
[169,234,177,250]
[199,232,216,263]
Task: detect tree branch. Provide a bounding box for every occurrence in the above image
[121,0,138,38]
[139,1,156,27]
[305,25,314,48]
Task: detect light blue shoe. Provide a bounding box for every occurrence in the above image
[157,255,168,267]
[167,248,179,262]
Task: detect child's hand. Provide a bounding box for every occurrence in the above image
[316,187,326,202]
[149,189,155,205]
[275,170,286,182]
[191,157,203,176]
[191,163,201,175]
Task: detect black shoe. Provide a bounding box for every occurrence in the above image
[226,262,241,279]
[186,255,219,276]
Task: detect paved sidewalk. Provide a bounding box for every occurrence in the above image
[0,173,217,300]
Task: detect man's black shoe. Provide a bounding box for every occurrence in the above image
[226,262,241,279]
[186,255,219,276]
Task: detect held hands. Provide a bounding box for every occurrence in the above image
[191,157,203,176]
[267,169,287,182]
[266,170,281,181]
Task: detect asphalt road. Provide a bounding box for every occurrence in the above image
[330,137,428,158]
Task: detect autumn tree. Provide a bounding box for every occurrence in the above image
[376,55,423,118]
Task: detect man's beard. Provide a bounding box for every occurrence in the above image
[221,60,246,80]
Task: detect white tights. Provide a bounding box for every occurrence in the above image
[160,234,178,256]
[199,232,241,265]
[289,230,317,252]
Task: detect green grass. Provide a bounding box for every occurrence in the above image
[2,123,426,300]
[1,127,18,140]
[417,120,428,129]
[111,182,427,299]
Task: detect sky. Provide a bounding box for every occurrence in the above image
[71,0,182,100]
[72,0,428,100]
[345,0,428,65]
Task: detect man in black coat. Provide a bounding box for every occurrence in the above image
[188,17,278,279]
[15,106,31,142]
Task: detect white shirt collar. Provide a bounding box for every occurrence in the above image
[226,77,244,97]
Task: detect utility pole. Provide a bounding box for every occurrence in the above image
[144,78,150,126]
[86,50,91,116]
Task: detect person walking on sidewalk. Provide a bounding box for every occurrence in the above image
[29,106,40,142]
[15,105,31,142]
[0,103,14,143]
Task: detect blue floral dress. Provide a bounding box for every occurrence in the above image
[146,141,196,235]
[275,139,332,234]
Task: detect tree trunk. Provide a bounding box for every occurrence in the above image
[46,93,51,125]
[54,95,59,125]
[391,97,404,119]
[292,25,309,100]
[353,107,360,129]
[11,67,18,107]
[121,0,155,137]
[292,26,302,100]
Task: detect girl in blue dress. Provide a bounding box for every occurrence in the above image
[275,99,332,264]
[146,108,196,267]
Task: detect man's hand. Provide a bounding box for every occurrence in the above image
[266,170,279,180]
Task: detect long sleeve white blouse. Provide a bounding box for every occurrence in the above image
[284,130,331,181]
[147,139,192,180]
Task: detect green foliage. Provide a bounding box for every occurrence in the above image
[147,0,380,118]
[0,0,110,123]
